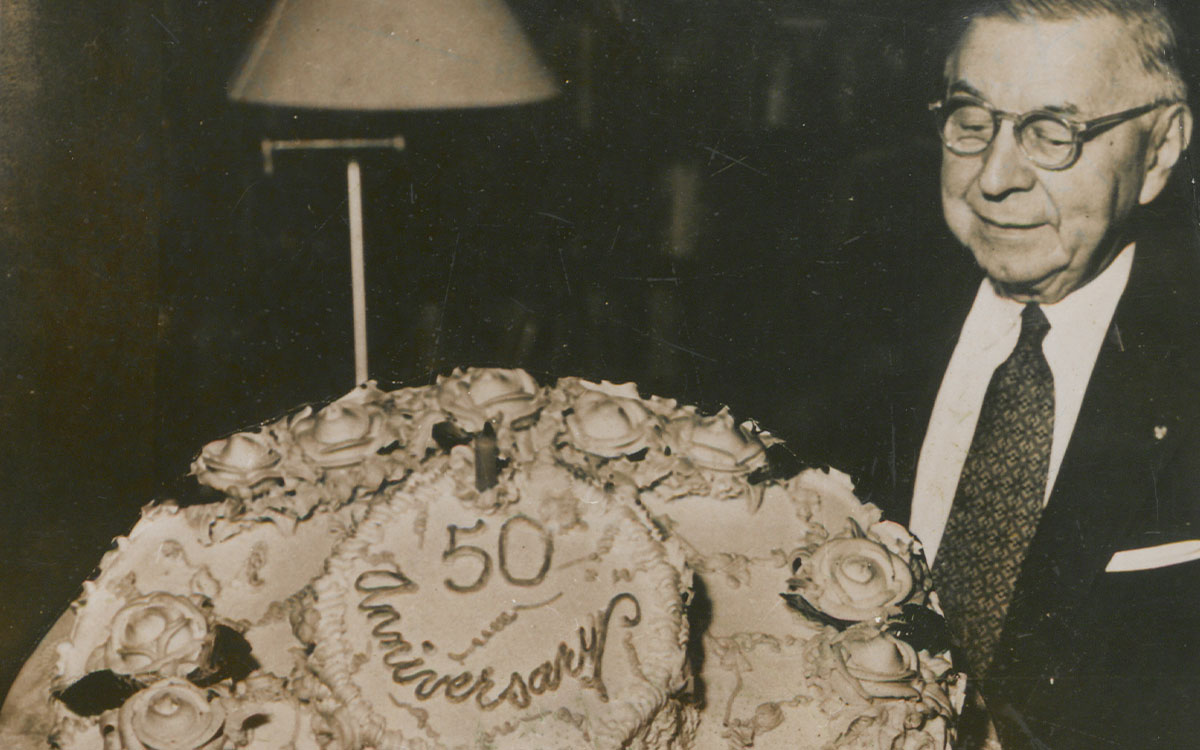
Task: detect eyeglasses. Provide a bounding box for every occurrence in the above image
[929,96,1177,170]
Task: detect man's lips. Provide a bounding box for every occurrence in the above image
[976,214,1047,230]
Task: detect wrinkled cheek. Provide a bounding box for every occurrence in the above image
[1061,225,1093,254]
[1056,202,1111,246]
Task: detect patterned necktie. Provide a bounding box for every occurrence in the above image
[933,303,1054,678]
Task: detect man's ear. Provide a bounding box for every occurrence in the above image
[1139,103,1194,205]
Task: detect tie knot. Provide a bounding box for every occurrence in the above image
[1019,303,1050,345]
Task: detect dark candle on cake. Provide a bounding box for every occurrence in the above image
[475,422,500,492]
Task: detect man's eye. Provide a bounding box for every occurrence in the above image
[949,109,992,129]
[1036,134,1072,146]
[948,121,991,141]
[1027,121,1072,146]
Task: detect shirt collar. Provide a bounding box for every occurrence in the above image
[968,242,1136,353]
[1038,242,1135,341]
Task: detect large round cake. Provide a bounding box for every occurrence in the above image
[39,368,961,750]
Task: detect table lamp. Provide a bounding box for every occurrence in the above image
[228,0,559,385]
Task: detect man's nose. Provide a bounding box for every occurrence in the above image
[977,122,1037,197]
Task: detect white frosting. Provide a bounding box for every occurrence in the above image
[51,500,354,750]
[638,470,959,750]
[55,502,352,684]
[309,457,692,750]
[47,368,959,750]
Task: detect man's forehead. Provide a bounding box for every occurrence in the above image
[945,79,1084,116]
[946,14,1145,112]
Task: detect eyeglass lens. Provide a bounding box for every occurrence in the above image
[942,102,1076,168]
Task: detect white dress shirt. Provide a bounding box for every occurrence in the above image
[910,243,1135,564]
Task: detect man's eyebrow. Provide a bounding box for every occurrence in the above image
[946,80,987,100]
[946,80,1082,116]
[1039,102,1082,117]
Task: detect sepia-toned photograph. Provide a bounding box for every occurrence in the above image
[2,1,1199,748]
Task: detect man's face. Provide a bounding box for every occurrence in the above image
[940,16,1158,303]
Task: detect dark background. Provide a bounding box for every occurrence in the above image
[2,0,1197,701]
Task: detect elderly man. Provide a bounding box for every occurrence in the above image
[826,1,1199,748]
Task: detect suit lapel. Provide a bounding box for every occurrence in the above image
[1002,312,1159,640]
[990,232,1200,688]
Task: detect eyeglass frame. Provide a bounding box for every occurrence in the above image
[928,96,1180,170]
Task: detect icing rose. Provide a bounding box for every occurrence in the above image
[105,594,210,680]
[290,401,387,469]
[563,381,657,458]
[118,679,225,750]
[437,367,544,432]
[193,432,283,495]
[829,627,922,702]
[791,537,913,622]
[665,408,766,473]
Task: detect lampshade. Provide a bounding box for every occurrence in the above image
[228,0,559,110]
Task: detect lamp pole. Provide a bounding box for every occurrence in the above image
[259,136,405,385]
[346,158,367,384]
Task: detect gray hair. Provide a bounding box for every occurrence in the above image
[948,0,1187,100]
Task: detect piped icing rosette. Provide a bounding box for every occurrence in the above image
[102,593,211,681]
[435,366,546,433]
[665,408,768,473]
[427,367,542,466]
[807,624,956,711]
[290,403,385,470]
[117,678,225,750]
[655,406,773,509]
[783,507,939,628]
[561,381,659,458]
[191,431,288,502]
[540,377,678,489]
[284,386,408,503]
[786,533,917,624]
[804,624,957,750]
[192,383,424,518]
[75,674,331,750]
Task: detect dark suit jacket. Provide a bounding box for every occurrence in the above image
[810,220,1200,749]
